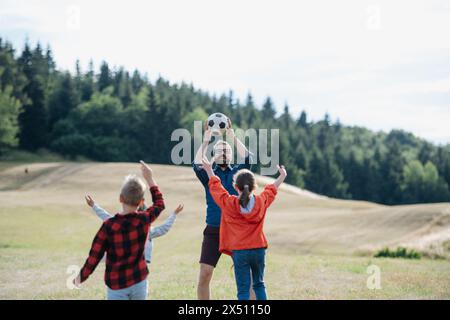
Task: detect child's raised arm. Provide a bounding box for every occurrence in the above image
[85,195,112,221]
[140,161,165,223]
[201,157,215,179]
[150,205,182,239]
[202,157,234,207]
[259,165,286,209]
[273,165,287,189]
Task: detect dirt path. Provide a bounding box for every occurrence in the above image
[18,163,91,190]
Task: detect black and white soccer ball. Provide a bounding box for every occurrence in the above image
[207,113,230,135]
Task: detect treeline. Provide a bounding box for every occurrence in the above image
[1,38,450,205]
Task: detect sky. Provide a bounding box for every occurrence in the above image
[1,0,450,144]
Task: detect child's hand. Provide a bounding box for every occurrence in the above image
[140,160,155,186]
[73,274,81,288]
[174,204,184,215]
[85,195,95,207]
[202,157,214,178]
[274,165,287,189]
[277,165,287,178]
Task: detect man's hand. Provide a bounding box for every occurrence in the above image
[174,204,184,215]
[225,118,235,140]
[140,160,156,187]
[202,157,215,178]
[226,118,251,159]
[203,123,213,143]
[85,195,95,207]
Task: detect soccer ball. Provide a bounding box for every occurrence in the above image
[207,113,229,135]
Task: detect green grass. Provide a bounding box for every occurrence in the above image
[0,205,449,299]
[0,148,90,166]
[0,148,65,163]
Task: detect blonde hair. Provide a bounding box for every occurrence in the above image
[121,174,146,206]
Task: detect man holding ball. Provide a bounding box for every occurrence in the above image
[193,117,254,300]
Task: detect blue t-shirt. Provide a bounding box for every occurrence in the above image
[193,155,253,227]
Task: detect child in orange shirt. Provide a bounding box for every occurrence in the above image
[201,157,287,300]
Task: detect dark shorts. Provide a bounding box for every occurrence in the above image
[199,225,222,267]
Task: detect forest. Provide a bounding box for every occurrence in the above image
[1,38,450,205]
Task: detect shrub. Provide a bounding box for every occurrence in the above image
[374,247,421,259]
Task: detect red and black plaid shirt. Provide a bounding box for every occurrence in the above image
[79,186,165,290]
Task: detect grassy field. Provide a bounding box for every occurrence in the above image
[0,162,449,299]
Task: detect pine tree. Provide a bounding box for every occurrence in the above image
[297,110,308,128]
[0,38,27,101]
[304,148,349,198]
[48,72,79,130]
[262,97,276,120]
[131,70,145,93]
[114,69,132,107]
[279,103,294,130]
[142,87,159,162]
[17,43,49,150]
[243,92,258,128]
[80,60,95,101]
[98,61,112,92]
[380,140,405,204]
[74,59,83,98]
[227,90,234,110]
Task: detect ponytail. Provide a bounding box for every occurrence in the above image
[234,169,256,209]
[239,184,251,208]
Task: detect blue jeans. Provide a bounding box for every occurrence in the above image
[106,279,148,300]
[232,248,267,300]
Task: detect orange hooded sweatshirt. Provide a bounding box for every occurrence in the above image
[207,176,278,256]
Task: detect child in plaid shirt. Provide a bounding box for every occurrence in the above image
[74,161,166,300]
[84,196,183,264]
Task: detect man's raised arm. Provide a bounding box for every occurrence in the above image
[226,119,251,159]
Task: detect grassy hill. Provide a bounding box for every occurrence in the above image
[0,162,449,299]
